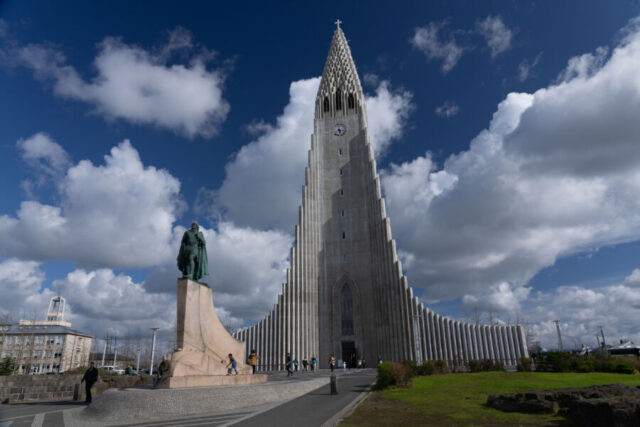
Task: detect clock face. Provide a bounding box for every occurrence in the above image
[334,124,346,136]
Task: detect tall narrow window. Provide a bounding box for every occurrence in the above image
[338,148,342,156]
[342,231,346,239]
[323,97,330,112]
[340,188,344,196]
[341,209,344,217]
[341,284,354,335]
[348,93,355,109]
[336,89,342,110]
[340,168,343,175]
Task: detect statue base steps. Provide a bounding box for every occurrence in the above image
[158,374,267,389]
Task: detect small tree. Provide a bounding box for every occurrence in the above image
[0,355,15,375]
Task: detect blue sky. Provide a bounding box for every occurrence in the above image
[1,1,640,349]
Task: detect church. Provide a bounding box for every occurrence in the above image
[233,24,529,369]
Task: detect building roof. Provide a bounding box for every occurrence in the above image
[0,323,92,338]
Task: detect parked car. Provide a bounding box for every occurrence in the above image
[99,365,125,375]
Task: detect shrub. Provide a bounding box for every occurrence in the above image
[517,357,533,372]
[432,359,450,374]
[594,358,615,373]
[614,361,635,374]
[375,361,415,390]
[538,351,573,372]
[468,359,505,372]
[375,362,393,390]
[417,361,436,376]
[0,356,15,376]
[402,360,419,376]
[571,357,595,373]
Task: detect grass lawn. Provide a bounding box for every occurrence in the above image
[341,371,640,426]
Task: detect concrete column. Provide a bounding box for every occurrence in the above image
[501,326,511,365]
[496,326,506,365]
[507,325,517,365]
[481,326,490,360]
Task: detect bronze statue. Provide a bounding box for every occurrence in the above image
[177,222,209,282]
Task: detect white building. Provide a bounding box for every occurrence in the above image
[233,23,528,369]
[0,296,92,374]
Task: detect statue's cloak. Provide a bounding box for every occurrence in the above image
[177,229,209,281]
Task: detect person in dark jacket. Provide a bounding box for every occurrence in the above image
[152,355,171,389]
[81,362,99,403]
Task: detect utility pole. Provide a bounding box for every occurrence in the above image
[600,326,606,351]
[553,320,563,351]
[136,347,141,374]
[150,328,159,375]
[101,338,107,366]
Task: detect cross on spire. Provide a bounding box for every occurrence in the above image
[334,19,342,29]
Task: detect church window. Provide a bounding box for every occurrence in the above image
[341,284,354,335]
[340,168,343,175]
[341,209,344,217]
[348,94,355,109]
[340,188,343,196]
[336,89,342,110]
[338,148,342,156]
[342,231,346,239]
[323,97,330,112]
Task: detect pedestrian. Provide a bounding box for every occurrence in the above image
[81,361,99,403]
[293,358,299,371]
[286,352,293,376]
[329,354,336,372]
[247,349,260,374]
[152,355,171,389]
[343,360,347,370]
[302,358,308,372]
[226,353,238,375]
[311,356,317,372]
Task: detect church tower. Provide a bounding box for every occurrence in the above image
[233,23,529,369]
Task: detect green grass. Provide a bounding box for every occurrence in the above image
[341,371,640,426]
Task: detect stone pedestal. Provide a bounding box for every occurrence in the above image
[161,279,266,388]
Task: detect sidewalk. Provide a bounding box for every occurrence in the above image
[232,371,376,427]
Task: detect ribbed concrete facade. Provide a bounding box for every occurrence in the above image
[233,26,528,369]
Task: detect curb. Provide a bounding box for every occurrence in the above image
[320,380,374,427]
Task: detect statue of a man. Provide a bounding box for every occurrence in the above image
[177,222,209,282]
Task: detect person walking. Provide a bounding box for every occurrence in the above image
[329,354,336,373]
[247,349,260,374]
[226,353,238,375]
[302,358,308,372]
[81,361,99,403]
[286,352,293,376]
[311,356,317,372]
[293,358,299,372]
[153,355,171,389]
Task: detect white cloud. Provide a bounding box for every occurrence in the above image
[144,222,291,324]
[383,19,640,308]
[518,52,542,82]
[209,77,413,231]
[624,268,640,287]
[555,46,608,83]
[12,28,229,138]
[435,100,460,117]
[411,22,464,73]
[476,16,513,58]
[17,132,71,180]
[523,274,640,349]
[0,138,183,268]
[0,259,53,320]
[462,282,531,313]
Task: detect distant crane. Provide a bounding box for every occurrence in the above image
[600,326,606,350]
[553,320,563,351]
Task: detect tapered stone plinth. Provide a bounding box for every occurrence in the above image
[162,279,266,388]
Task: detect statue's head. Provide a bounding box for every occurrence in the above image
[191,222,199,230]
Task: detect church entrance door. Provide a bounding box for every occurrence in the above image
[341,340,356,368]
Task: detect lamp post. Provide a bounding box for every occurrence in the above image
[150,328,159,375]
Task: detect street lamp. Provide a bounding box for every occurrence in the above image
[150,328,159,376]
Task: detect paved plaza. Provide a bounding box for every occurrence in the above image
[0,369,375,427]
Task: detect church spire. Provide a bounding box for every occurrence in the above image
[316,23,364,118]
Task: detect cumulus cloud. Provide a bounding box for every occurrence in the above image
[435,100,460,117]
[523,272,640,349]
[382,19,640,309]
[209,77,413,231]
[10,28,229,137]
[411,22,464,73]
[0,138,183,268]
[0,259,53,320]
[145,222,291,324]
[17,132,71,181]
[476,16,513,58]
